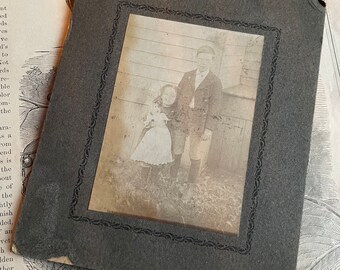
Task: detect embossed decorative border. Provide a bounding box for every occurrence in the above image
[69,1,281,254]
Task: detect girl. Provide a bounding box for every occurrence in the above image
[131,84,178,184]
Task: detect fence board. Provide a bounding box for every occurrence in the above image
[120,48,195,73]
[126,25,214,50]
[118,61,184,84]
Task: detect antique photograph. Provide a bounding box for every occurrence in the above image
[89,14,264,234]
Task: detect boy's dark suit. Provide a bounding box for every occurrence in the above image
[173,69,222,136]
[171,69,222,181]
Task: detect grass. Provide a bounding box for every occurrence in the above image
[90,159,244,235]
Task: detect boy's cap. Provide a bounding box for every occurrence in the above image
[197,45,215,56]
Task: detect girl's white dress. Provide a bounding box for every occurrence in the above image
[131,111,173,165]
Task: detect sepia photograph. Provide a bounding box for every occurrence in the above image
[89,14,264,234]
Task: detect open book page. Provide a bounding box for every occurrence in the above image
[297,1,340,269]
[0,1,74,269]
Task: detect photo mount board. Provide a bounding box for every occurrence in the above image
[14,0,325,269]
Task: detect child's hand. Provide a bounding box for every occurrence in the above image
[145,121,155,128]
[201,129,212,141]
[144,116,155,128]
[144,120,150,128]
[144,113,152,127]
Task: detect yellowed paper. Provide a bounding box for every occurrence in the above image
[0,1,70,269]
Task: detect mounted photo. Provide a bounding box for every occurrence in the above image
[89,14,264,234]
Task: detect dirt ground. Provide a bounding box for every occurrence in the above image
[89,159,244,235]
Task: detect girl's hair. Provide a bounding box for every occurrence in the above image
[154,84,179,106]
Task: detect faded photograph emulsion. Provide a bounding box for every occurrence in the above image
[89,14,264,234]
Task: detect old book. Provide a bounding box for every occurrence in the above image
[0,1,79,270]
[13,0,325,269]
